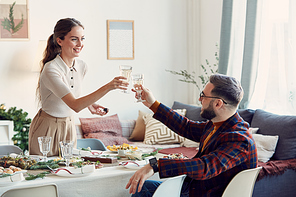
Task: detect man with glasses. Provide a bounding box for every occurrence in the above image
[126,74,257,197]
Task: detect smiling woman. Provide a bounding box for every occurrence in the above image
[29,18,129,157]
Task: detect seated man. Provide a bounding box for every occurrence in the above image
[126,74,258,197]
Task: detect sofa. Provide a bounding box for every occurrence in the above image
[77,101,296,197]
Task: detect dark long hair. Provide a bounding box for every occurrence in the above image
[36,18,84,103]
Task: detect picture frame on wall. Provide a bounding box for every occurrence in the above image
[107,20,134,60]
[0,0,29,41]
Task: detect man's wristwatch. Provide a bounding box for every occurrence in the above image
[149,157,159,173]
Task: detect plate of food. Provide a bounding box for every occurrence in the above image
[106,143,138,153]
[0,166,26,186]
[56,157,83,165]
[50,165,95,177]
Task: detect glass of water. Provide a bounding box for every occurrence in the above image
[132,74,146,102]
[59,141,74,168]
[38,136,52,162]
[119,65,132,93]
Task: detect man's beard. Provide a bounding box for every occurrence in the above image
[200,101,216,120]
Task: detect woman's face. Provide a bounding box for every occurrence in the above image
[57,25,85,60]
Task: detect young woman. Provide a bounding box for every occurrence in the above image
[29,18,127,156]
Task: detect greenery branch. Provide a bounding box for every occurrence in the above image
[166,43,219,92]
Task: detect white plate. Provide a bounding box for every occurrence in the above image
[52,165,95,177]
[0,171,26,187]
[120,161,147,170]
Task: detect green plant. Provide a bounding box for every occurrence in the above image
[166,44,219,92]
[1,1,24,35]
[0,104,31,151]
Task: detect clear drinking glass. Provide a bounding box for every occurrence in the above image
[132,74,146,102]
[38,136,52,162]
[119,65,132,93]
[59,141,74,168]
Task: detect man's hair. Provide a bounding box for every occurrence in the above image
[209,74,244,107]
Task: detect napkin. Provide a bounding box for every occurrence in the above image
[72,148,92,157]
[119,156,155,168]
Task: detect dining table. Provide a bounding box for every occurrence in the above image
[0,151,166,197]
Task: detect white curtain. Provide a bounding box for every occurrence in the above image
[248,0,296,115]
[220,0,296,115]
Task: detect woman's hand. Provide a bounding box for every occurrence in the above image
[125,164,154,194]
[107,76,129,91]
[88,104,109,116]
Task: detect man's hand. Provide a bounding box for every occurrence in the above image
[88,104,109,116]
[132,85,156,108]
[125,164,154,194]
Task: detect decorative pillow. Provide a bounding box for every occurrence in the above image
[251,109,296,160]
[79,114,122,136]
[84,133,130,146]
[129,110,147,141]
[121,119,136,138]
[252,133,279,162]
[249,127,259,134]
[143,109,186,145]
[80,114,128,146]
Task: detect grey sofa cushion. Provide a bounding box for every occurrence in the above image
[172,101,206,121]
[237,109,255,124]
[251,109,296,160]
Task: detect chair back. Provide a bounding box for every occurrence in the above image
[77,138,107,151]
[1,183,59,197]
[0,145,22,155]
[222,167,262,197]
[152,174,187,197]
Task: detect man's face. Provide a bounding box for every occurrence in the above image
[200,100,216,120]
[199,83,217,120]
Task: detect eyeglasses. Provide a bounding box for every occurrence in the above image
[199,91,228,104]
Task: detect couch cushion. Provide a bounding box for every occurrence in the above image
[129,110,147,141]
[237,109,255,124]
[251,109,296,160]
[252,133,279,162]
[172,101,205,121]
[79,114,130,146]
[143,109,186,145]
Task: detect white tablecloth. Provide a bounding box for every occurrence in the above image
[0,151,167,197]
[0,166,162,197]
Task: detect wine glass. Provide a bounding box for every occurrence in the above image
[132,74,146,102]
[119,65,132,93]
[59,141,74,168]
[38,136,52,162]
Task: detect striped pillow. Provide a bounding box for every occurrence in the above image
[143,109,186,145]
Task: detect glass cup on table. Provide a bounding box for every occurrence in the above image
[132,74,146,102]
[119,65,132,93]
[59,141,74,168]
[38,136,52,162]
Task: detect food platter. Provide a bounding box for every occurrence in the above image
[106,143,138,153]
[0,170,26,186]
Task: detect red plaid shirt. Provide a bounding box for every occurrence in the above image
[154,103,258,197]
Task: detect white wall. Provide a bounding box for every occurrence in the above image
[0,0,222,123]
